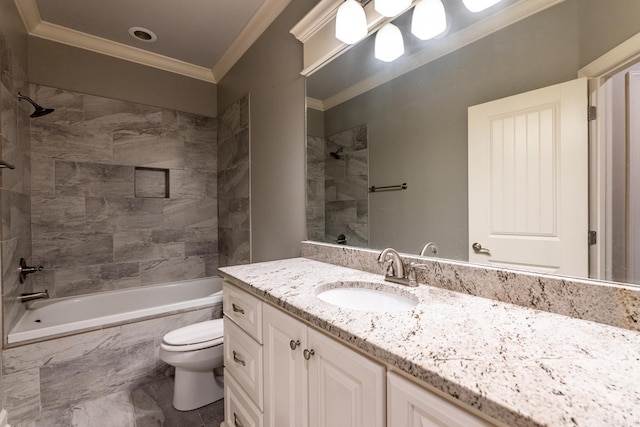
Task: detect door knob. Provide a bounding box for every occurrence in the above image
[472,242,490,253]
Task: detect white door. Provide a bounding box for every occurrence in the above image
[468,78,588,275]
[263,304,308,427]
[307,328,385,427]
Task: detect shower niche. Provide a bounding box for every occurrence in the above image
[134,167,170,198]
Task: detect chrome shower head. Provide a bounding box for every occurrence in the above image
[17,93,55,118]
[329,147,344,159]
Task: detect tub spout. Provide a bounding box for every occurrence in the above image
[19,290,49,303]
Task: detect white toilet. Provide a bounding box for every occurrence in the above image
[160,319,225,411]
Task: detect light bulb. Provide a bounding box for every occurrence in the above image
[462,0,503,12]
[335,0,368,44]
[375,23,404,62]
[375,0,412,18]
[411,0,447,40]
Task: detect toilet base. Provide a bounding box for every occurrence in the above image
[173,368,224,411]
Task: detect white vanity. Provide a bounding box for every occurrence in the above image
[218,256,640,427]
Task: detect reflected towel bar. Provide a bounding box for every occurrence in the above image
[369,183,407,193]
[0,160,15,170]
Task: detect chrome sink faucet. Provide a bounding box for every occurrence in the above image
[378,248,404,279]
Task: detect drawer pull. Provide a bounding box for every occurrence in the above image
[232,303,245,314]
[289,339,301,350]
[303,348,315,360]
[233,412,245,427]
[232,350,246,366]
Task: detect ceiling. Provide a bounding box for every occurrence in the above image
[14,0,292,83]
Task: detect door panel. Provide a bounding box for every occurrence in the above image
[468,78,588,276]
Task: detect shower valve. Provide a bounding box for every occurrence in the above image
[19,258,43,283]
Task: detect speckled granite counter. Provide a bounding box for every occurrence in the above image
[219,258,640,427]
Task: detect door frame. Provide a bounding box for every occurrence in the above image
[579,32,640,281]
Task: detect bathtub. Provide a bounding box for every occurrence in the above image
[8,276,224,344]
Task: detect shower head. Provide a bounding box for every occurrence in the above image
[329,147,344,159]
[17,93,55,118]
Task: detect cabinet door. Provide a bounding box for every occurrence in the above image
[263,304,308,427]
[387,372,494,427]
[307,328,385,427]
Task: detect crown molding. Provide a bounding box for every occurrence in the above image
[213,0,292,81]
[579,31,640,78]
[304,0,565,110]
[14,0,292,84]
[306,97,325,111]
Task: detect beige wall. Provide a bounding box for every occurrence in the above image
[28,38,217,117]
[217,0,315,263]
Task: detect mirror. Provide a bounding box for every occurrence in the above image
[305,0,640,285]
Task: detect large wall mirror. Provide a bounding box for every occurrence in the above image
[305,0,640,286]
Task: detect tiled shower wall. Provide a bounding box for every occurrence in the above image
[0,25,32,415]
[26,85,218,310]
[307,124,369,247]
[217,94,250,267]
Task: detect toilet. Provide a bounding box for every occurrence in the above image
[160,319,224,411]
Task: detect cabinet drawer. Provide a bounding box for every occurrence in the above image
[225,368,263,427]
[225,317,264,410]
[388,372,494,427]
[224,281,263,343]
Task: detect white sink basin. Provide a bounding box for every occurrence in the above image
[316,282,419,312]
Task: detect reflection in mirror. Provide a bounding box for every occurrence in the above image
[305,0,640,286]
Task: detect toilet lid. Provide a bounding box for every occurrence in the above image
[163,319,224,346]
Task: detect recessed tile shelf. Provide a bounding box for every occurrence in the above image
[134,167,169,198]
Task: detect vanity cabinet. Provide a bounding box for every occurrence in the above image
[387,372,493,427]
[263,303,385,427]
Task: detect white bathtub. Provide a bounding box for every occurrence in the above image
[8,276,223,344]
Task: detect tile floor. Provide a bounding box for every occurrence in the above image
[28,377,224,427]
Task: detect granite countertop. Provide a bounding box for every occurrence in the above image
[218,258,640,427]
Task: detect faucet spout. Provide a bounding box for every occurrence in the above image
[19,290,49,303]
[377,248,405,279]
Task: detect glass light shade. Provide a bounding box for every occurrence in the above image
[375,0,412,18]
[411,0,447,40]
[335,0,368,44]
[375,23,404,62]
[462,0,503,12]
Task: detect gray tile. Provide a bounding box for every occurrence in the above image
[55,161,135,197]
[40,341,156,411]
[32,232,113,269]
[86,197,164,232]
[1,84,17,143]
[140,257,206,285]
[31,122,113,164]
[113,128,184,169]
[83,95,162,133]
[132,377,204,427]
[199,398,225,427]
[31,85,84,126]
[184,227,217,257]
[10,191,31,239]
[219,162,249,200]
[170,169,207,198]
[135,168,169,198]
[30,155,55,196]
[185,139,217,172]
[53,263,140,297]
[70,390,136,427]
[163,197,217,229]
[3,368,41,426]
[113,229,185,262]
[31,195,86,235]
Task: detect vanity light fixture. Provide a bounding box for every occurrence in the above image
[411,0,447,40]
[336,0,368,44]
[462,0,503,12]
[375,0,412,18]
[375,22,404,62]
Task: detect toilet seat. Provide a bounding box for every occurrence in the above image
[162,319,224,352]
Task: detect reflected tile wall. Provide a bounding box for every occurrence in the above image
[0,28,32,346]
[29,85,218,300]
[324,124,368,247]
[217,94,250,267]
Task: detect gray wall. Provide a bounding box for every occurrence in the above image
[217,0,315,263]
[29,38,217,118]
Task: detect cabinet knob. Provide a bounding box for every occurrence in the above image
[232,350,246,366]
[303,348,315,360]
[289,339,301,350]
[231,303,245,314]
[233,412,245,427]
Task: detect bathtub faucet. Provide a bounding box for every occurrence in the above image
[19,258,43,283]
[19,290,49,303]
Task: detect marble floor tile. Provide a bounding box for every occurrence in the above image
[71,390,136,427]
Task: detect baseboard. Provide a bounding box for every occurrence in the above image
[0,409,9,427]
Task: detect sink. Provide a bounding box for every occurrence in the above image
[315,281,419,312]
